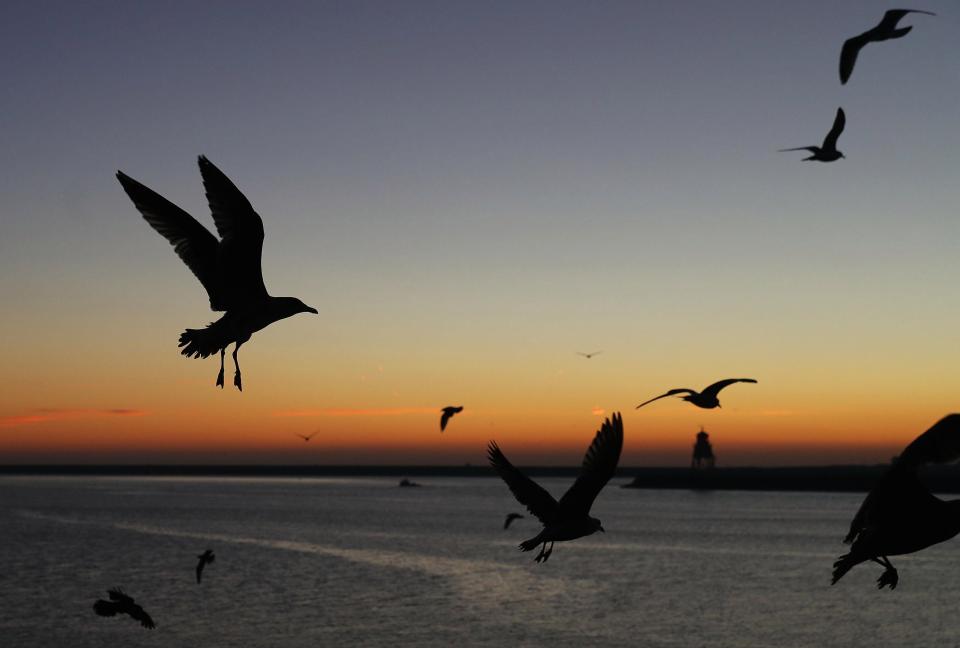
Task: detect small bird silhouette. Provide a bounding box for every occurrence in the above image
[636,378,757,410]
[503,513,525,530]
[840,9,935,84]
[488,412,623,562]
[779,108,846,162]
[196,549,215,583]
[440,406,463,432]
[577,351,602,359]
[832,414,960,590]
[117,156,318,391]
[93,588,155,629]
[295,432,318,442]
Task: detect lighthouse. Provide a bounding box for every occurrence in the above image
[691,426,715,469]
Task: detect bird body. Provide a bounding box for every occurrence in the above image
[489,413,623,562]
[636,378,757,410]
[840,9,935,84]
[440,406,463,431]
[779,108,846,162]
[833,414,960,589]
[93,588,155,629]
[196,549,215,583]
[116,156,317,390]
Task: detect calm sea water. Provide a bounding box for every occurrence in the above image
[2,476,960,647]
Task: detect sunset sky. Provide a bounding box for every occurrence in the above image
[1,0,958,465]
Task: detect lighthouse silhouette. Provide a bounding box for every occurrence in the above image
[691,426,715,469]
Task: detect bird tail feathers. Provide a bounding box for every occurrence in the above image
[178,320,230,359]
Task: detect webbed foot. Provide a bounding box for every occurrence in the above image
[877,567,899,590]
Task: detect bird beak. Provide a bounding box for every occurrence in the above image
[307,307,318,315]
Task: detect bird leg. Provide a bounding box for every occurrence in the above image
[232,343,243,391]
[216,348,225,388]
[542,541,554,562]
[534,541,554,563]
[534,542,548,563]
[871,556,899,590]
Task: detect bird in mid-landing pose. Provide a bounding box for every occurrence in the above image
[196,548,215,583]
[503,513,525,530]
[440,406,463,431]
[636,378,757,410]
[116,156,318,391]
[779,108,846,162]
[833,414,960,590]
[840,9,935,84]
[93,588,155,629]
[488,412,623,563]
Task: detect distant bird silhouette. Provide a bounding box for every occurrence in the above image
[488,412,623,562]
[577,351,602,359]
[636,378,757,410]
[839,9,935,84]
[295,432,318,442]
[93,588,155,629]
[196,549,215,583]
[832,414,960,590]
[503,513,525,530]
[116,156,318,391]
[779,108,846,162]
[440,406,463,432]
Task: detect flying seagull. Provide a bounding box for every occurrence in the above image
[577,351,602,359]
[440,406,463,432]
[779,108,846,162]
[840,9,936,84]
[636,378,757,410]
[503,512,525,530]
[832,414,960,590]
[488,412,623,562]
[116,156,318,391]
[295,432,319,442]
[196,548,215,583]
[93,588,155,629]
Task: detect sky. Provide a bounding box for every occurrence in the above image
[1,0,958,465]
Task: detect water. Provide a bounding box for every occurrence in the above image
[2,476,960,647]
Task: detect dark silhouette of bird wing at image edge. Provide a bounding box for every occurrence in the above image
[503,513,525,530]
[779,108,846,162]
[839,9,936,84]
[488,412,623,562]
[93,588,155,629]
[636,378,757,410]
[196,549,215,583]
[440,406,463,431]
[116,156,318,391]
[832,414,960,590]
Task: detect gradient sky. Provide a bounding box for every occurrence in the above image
[1,0,958,465]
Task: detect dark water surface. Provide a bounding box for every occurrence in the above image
[2,476,959,647]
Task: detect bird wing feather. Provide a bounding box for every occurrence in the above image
[839,35,868,84]
[822,108,845,152]
[487,441,560,525]
[130,604,156,629]
[700,378,757,399]
[558,413,624,518]
[636,389,693,409]
[107,588,133,604]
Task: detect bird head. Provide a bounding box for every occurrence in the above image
[275,297,319,318]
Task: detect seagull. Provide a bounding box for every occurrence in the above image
[832,414,960,590]
[116,156,318,391]
[93,588,155,629]
[577,351,602,359]
[196,548,215,583]
[779,108,846,162]
[840,9,936,84]
[440,406,463,432]
[488,412,623,562]
[295,432,318,442]
[636,378,757,410]
[503,513,525,530]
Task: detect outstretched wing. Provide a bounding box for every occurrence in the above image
[700,378,757,400]
[116,171,223,310]
[839,34,868,84]
[897,414,960,470]
[129,604,156,629]
[822,108,845,151]
[487,441,560,525]
[107,588,133,604]
[197,156,268,307]
[636,389,693,409]
[558,413,624,518]
[877,9,935,32]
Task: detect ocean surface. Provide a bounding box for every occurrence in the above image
[2,476,960,647]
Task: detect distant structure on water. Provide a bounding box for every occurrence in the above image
[691,427,715,469]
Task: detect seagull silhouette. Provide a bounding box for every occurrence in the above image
[503,513,525,530]
[779,108,846,162]
[832,414,960,590]
[440,406,463,432]
[636,378,757,410]
[116,156,318,391]
[840,9,936,84]
[93,588,155,629]
[488,412,623,563]
[295,432,318,442]
[577,351,602,359]
[196,549,215,583]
